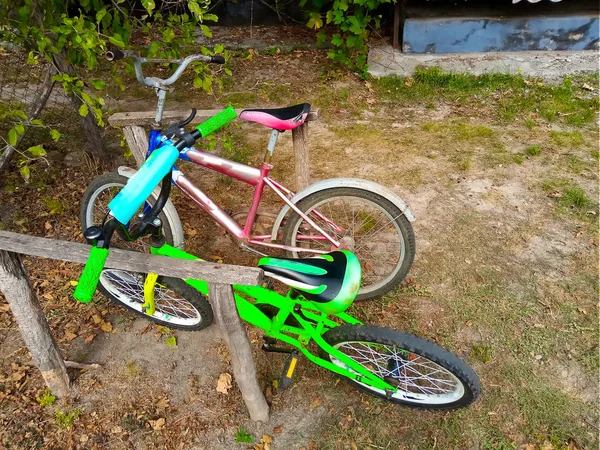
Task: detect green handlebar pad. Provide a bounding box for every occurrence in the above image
[73,247,109,303]
[195,106,236,137]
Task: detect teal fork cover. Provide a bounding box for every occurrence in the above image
[108,144,179,224]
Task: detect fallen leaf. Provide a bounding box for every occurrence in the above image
[92,314,102,324]
[404,77,414,87]
[0,304,10,312]
[44,221,52,230]
[100,321,113,333]
[84,334,96,343]
[262,434,273,450]
[582,83,594,91]
[149,417,165,431]
[70,280,78,287]
[466,320,473,327]
[64,330,77,341]
[165,336,177,348]
[310,396,321,410]
[568,438,583,450]
[216,373,232,394]
[273,425,283,434]
[156,397,171,410]
[350,441,358,450]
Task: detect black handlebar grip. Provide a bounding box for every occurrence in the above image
[106,50,125,61]
[210,55,226,64]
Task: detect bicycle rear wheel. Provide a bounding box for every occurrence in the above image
[319,325,480,409]
[282,187,415,301]
[80,171,212,330]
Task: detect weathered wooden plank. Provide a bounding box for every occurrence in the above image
[208,282,269,422]
[0,251,70,397]
[122,125,148,167]
[109,109,320,127]
[0,231,263,286]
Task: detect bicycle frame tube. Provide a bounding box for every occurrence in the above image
[159,145,341,252]
[151,243,396,392]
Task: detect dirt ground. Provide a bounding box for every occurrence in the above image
[0,37,599,450]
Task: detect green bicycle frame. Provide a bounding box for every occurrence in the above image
[151,244,399,393]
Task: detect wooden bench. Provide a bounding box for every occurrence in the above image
[108,108,320,191]
[0,230,269,422]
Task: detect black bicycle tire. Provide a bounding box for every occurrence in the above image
[318,324,480,410]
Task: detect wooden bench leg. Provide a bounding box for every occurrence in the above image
[122,125,149,168]
[292,122,310,191]
[0,251,70,397]
[208,282,269,422]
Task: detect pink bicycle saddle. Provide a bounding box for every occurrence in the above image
[239,103,311,131]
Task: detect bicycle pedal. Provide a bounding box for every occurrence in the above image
[279,350,299,390]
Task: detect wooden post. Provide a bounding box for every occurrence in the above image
[0,251,70,397]
[208,282,269,422]
[393,2,400,50]
[122,125,149,168]
[292,122,310,191]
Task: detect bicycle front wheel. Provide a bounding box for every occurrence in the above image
[319,325,480,410]
[80,171,213,330]
[282,187,415,300]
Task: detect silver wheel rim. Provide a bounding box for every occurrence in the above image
[330,341,464,405]
[100,270,202,327]
[289,195,406,296]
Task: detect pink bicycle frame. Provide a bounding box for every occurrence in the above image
[172,146,342,253]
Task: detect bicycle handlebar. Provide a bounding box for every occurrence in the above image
[105,50,226,88]
[73,246,109,303]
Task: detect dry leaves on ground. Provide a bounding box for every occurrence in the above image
[216,372,232,394]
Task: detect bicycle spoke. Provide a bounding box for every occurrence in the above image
[335,342,460,397]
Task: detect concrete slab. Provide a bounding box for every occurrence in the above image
[368,46,599,80]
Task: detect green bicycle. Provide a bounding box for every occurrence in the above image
[74,111,480,409]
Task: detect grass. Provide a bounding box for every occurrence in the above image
[542,179,595,210]
[36,389,56,407]
[550,131,585,148]
[470,343,493,363]
[55,408,82,430]
[235,428,254,443]
[525,145,542,156]
[373,68,599,126]
[221,91,257,107]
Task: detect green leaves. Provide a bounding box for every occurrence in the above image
[7,128,18,146]
[141,0,155,15]
[307,12,323,30]
[92,79,105,90]
[27,145,46,158]
[19,165,30,182]
[165,336,177,348]
[302,0,391,76]
[79,104,89,117]
[50,130,61,142]
[108,34,125,48]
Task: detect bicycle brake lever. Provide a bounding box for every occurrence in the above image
[179,108,197,127]
[163,108,197,139]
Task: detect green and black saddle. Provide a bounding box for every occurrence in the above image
[257,250,361,314]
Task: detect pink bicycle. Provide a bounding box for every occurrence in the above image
[80,50,416,313]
